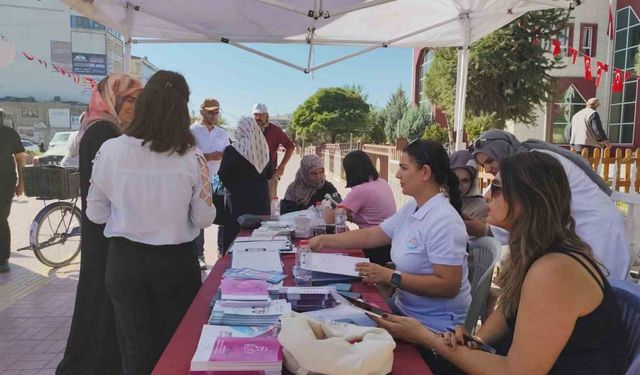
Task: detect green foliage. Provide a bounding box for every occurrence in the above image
[383,87,408,143]
[636,46,640,73]
[398,105,432,141]
[290,87,370,143]
[361,109,387,144]
[424,9,569,134]
[422,124,449,144]
[465,112,505,141]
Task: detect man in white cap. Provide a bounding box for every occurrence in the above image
[253,103,295,198]
[190,98,230,269]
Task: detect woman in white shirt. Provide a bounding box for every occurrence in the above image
[310,140,471,334]
[86,70,216,374]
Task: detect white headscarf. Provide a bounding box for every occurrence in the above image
[232,116,270,173]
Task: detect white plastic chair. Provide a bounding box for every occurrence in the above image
[464,236,502,333]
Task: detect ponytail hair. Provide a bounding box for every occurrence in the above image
[404,140,462,215]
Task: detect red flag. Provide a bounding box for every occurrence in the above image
[22,52,35,61]
[624,71,634,81]
[595,62,608,87]
[607,5,615,40]
[551,38,562,56]
[568,47,578,64]
[583,55,592,81]
[613,69,624,92]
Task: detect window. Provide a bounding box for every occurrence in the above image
[70,15,106,31]
[580,24,597,57]
[552,85,586,143]
[557,24,574,55]
[609,7,639,144]
[418,49,435,111]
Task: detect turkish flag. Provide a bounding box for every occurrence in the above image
[22,52,35,61]
[583,55,592,81]
[568,47,578,64]
[624,71,634,81]
[608,5,615,40]
[595,61,609,87]
[551,38,562,56]
[613,69,624,92]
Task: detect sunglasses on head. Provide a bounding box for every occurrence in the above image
[469,137,513,152]
[490,180,503,198]
[408,138,433,166]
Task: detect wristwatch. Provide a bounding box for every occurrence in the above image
[390,270,402,288]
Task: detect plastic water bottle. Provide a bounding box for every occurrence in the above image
[294,240,313,286]
[270,196,280,220]
[315,202,324,219]
[335,205,347,233]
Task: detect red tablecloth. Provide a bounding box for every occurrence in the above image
[152,248,433,375]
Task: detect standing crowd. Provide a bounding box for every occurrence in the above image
[0,69,632,375]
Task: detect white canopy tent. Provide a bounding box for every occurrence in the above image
[63,0,573,150]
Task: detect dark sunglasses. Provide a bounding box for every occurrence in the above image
[490,181,503,198]
[469,137,513,152]
[407,138,433,166]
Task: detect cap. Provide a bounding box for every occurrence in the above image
[201,98,220,111]
[252,102,268,114]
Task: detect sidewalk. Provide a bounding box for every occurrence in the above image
[0,152,346,374]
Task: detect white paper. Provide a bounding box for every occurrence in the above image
[231,247,283,273]
[302,253,369,277]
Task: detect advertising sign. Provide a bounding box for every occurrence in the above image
[50,41,72,72]
[48,108,70,128]
[72,53,107,75]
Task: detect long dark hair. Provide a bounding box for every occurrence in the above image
[124,70,195,155]
[495,152,596,318]
[343,150,379,188]
[403,140,461,214]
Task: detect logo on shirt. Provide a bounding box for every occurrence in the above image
[407,237,418,250]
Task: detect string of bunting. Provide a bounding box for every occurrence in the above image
[550,37,636,94]
[21,51,97,89]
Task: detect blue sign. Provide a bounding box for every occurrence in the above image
[72,53,107,75]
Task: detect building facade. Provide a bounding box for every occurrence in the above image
[130,56,159,86]
[411,1,640,147]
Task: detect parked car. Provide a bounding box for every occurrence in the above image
[48,131,75,150]
[35,131,77,165]
[21,139,40,153]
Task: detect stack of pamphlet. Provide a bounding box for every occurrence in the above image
[209,299,292,326]
[277,286,338,312]
[220,279,270,307]
[190,325,282,374]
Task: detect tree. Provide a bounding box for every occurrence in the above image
[422,124,449,144]
[383,87,408,143]
[424,9,569,140]
[290,87,370,143]
[361,109,387,144]
[398,104,432,141]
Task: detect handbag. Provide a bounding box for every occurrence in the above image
[277,312,396,375]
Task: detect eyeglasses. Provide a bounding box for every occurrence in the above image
[469,137,513,152]
[490,181,503,198]
[407,138,433,166]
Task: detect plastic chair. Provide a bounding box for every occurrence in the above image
[463,236,502,333]
[609,279,640,374]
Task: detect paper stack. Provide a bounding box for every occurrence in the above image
[190,326,282,374]
[231,247,283,273]
[220,279,270,307]
[277,286,338,312]
[209,299,292,326]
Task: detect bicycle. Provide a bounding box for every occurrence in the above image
[18,165,82,267]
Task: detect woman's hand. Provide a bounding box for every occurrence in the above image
[441,325,482,351]
[355,262,393,285]
[370,314,433,344]
[462,214,487,237]
[308,235,325,250]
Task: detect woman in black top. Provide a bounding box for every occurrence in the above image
[218,117,272,252]
[57,74,141,375]
[371,152,626,375]
[280,154,340,214]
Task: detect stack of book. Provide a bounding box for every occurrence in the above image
[277,286,338,312]
[191,325,282,374]
[209,299,292,326]
[220,279,270,307]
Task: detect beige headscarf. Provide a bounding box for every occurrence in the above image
[232,117,270,173]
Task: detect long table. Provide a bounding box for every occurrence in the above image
[152,247,433,374]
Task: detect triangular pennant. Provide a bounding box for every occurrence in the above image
[607,5,615,41]
[22,51,35,61]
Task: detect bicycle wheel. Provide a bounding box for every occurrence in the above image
[30,201,82,267]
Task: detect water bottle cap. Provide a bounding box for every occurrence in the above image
[299,240,309,245]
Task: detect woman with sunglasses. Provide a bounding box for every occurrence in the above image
[372,152,627,375]
[310,140,471,334]
[468,129,629,280]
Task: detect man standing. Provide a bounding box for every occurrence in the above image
[190,98,230,269]
[253,103,295,198]
[0,125,26,272]
[569,97,611,153]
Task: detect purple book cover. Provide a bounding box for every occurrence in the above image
[209,337,283,363]
[221,279,268,298]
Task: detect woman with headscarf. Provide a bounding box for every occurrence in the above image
[467,129,630,279]
[218,117,272,252]
[280,154,340,215]
[449,150,488,221]
[57,73,141,375]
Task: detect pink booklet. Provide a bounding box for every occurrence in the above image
[220,279,269,301]
[209,337,283,363]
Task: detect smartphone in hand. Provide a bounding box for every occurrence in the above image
[446,328,496,353]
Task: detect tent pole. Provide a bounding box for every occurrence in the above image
[601,0,615,140]
[453,14,470,151]
[122,3,134,74]
[124,39,132,74]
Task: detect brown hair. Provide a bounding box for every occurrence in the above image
[495,152,598,318]
[124,70,195,155]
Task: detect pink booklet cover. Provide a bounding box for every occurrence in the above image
[209,337,283,363]
[221,279,269,300]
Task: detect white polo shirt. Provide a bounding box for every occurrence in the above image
[190,122,230,178]
[380,193,471,332]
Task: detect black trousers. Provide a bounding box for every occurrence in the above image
[105,237,201,375]
[0,182,15,263]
